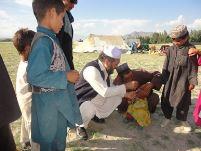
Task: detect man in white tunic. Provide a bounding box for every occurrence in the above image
[75,46,137,135]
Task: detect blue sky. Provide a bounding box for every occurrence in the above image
[0,0,201,39]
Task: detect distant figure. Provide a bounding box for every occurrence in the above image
[0,55,21,151]
[57,0,78,70]
[160,25,198,133]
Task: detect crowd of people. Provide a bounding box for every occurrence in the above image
[0,0,201,151]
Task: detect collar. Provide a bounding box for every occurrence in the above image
[98,60,109,79]
[37,26,56,39]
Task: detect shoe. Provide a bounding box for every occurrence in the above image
[76,126,88,140]
[92,115,105,123]
[21,141,31,151]
[160,119,171,128]
[173,121,191,133]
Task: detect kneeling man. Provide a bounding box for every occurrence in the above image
[75,46,137,135]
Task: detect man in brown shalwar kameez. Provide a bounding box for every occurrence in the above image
[113,63,162,116]
[160,25,198,133]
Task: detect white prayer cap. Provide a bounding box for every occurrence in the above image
[103,46,122,59]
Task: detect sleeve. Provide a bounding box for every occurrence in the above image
[27,37,68,89]
[161,48,170,84]
[198,55,201,66]
[83,66,126,98]
[188,55,198,85]
[150,71,162,90]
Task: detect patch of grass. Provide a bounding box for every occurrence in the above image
[152,140,167,149]
[160,134,170,141]
[187,139,196,147]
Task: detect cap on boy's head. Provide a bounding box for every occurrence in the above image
[116,63,131,75]
[103,46,122,59]
[70,0,77,4]
[170,25,188,39]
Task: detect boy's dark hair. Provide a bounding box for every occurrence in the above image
[32,0,65,23]
[13,28,35,54]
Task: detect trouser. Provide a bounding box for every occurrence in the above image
[80,95,122,128]
[32,112,69,151]
[161,98,189,121]
[0,124,16,151]
[20,102,31,144]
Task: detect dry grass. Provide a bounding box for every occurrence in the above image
[0,42,201,151]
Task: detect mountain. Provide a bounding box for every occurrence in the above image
[123,31,153,39]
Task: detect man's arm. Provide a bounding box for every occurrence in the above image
[83,66,126,98]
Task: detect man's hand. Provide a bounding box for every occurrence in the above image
[188,84,195,91]
[136,82,153,99]
[125,81,139,90]
[66,70,80,83]
[124,91,137,101]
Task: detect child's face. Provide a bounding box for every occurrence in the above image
[49,8,65,33]
[172,36,188,47]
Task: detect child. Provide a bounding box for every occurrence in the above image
[161,25,198,133]
[13,28,35,150]
[188,48,201,126]
[28,0,83,150]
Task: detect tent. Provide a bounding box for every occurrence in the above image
[73,34,130,53]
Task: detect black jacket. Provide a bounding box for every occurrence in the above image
[0,55,21,127]
[57,11,75,70]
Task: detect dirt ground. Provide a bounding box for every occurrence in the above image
[67,99,201,151]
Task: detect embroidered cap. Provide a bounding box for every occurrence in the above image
[103,46,122,59]
[170,25,188,39]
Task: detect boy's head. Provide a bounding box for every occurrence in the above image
[116,63,132,81]
[32,0,65,33]
[170,25,189,47]
[62,0,77,11]
[13,28,35,58]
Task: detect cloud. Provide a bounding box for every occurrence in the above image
[155,15,186,32]
[0,9,37,38]
[14,0,32,7]
[0,10,10,18]
[188,19,201,30]
[73,19,150,39]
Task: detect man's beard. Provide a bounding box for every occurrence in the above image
[107,68,114,75]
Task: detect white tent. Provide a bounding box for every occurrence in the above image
[73,34,130,53]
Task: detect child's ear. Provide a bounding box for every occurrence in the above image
[49,8,56,17]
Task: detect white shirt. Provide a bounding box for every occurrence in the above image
[16,61,32,109]
[83,60,126,98]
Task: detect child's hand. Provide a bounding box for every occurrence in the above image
[124,91,137,100]
[188,84,195,91]
[66,70,80,83]
[188,48,199,56]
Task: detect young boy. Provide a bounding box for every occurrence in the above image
[161,25,198,133]
[28,0,83,150]
[13,28,35,150]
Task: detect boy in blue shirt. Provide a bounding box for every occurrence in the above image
[28,0,83,150]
